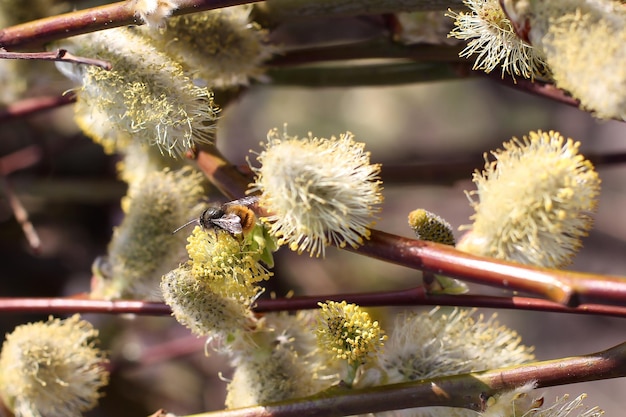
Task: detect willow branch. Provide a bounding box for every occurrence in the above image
[0,0,263,50]
[0,48,111,69]
[0,93,76,122]
[256,289,626,318]
[0,173,40,252]
[0,0,456,50]
[195,144,253,200]
[0,296,171,315]
[3,290,626,317]
[352,231,626,307]
[179,341,626,417]
[195,147,626,308]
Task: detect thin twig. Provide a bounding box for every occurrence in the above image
[256,288,626,318]
[0,0,262,50]
[2,290,626,317]
[484,71,580,109]
[0,296,171,315]
[0,170,41,252]
[173,341,626,417]
[0,93,76,122]
[0,146,43,175]
[0,48,111,70]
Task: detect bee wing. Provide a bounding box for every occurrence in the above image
[211,213,243,234]
[224,195,260,208]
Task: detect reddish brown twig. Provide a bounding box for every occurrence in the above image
[0,0,261,50]
[2,289,626,317]
[484,71,580,108]
[0,48,111,70]
[0,93,76,122]
[256,288,626,318]
[161,341,626,417]
[349,231,626,307]
[0,169,41,252]
[0,296,171,315]
[195,145,253,200]
[0,146,43,175]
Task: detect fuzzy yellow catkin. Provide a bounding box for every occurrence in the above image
[225,311,340,408]
[161,226,271,340]
[0,315,109,417]
[138,5,276,88]
[408,209,456,245]
[55,27,219,157]
[161,263,257,338]
[358,307,533,389]
[457,130,600,268]
[501,0,626,120]
[356,308,535,417]
[249,127,384,257]
[91,167,206,300]
[447,0,549,80]
[316,301,386,365]
[185,226,271,300]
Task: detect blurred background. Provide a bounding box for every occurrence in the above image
[1,2,626,416]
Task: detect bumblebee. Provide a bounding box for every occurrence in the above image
[173,195,259,235]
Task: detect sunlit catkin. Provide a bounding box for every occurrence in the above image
[447,0,549,80]
[501,0,626,120]
[161,226,271,341]
[249,127,383,257]
[91,167,206,300]
[0,315,108,417]
[55,27,218,157]
[225,311,339,408]
[367,308,533,384]
[317,301,386,385]
[139,5,276,88]
[457,130,600,268]
[357,307,534,417]
[161,264,257,339]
